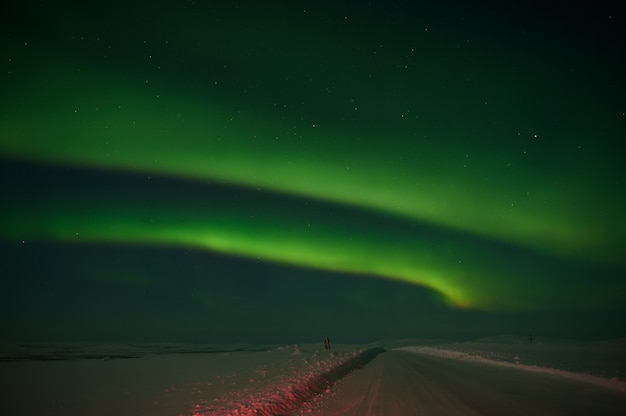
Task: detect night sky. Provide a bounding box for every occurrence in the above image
[1,1,625,344]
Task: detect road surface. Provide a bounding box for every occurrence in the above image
[303,349,626,416]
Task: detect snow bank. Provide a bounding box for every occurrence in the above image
[400,344,626,393]
[190,347,385,416]
[0,344,384,416]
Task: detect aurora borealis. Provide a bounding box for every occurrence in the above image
[1,1,625,343]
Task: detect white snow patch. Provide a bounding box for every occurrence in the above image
[399,345,626,393]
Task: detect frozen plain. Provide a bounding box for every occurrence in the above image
[1,336,625,416]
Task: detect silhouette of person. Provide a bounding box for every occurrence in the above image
[324,336,331,352]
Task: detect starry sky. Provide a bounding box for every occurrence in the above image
[1,0,625,343]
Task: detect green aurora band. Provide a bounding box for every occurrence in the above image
[2,163,623,311]
[2,59,624,265]
[1,5,625,313]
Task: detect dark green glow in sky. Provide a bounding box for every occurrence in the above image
[1,1,625,342]
[6,161,622,312]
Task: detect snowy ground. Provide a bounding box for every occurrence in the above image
[301,347,626,416]
[1,337,625,415]
[416,335,626,381]
[0,343,378,416]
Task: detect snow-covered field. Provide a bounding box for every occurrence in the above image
[413,335,626,381]
[1,337,625,415]
[0,342,381,416]
[400,336,626,392]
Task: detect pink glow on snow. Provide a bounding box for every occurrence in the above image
[189,347,383,416]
